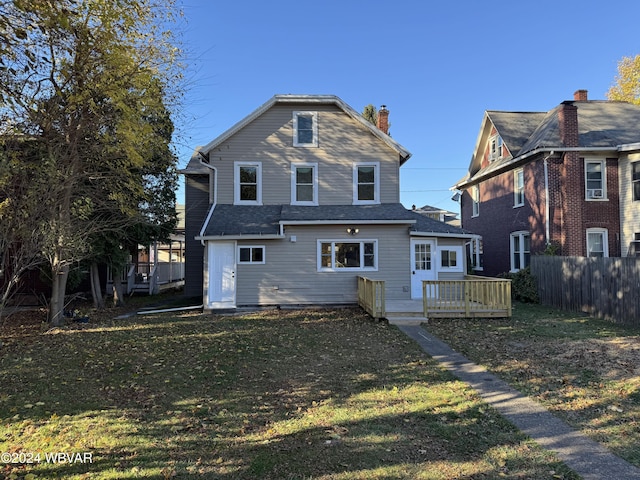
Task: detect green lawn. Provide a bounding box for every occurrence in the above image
[426,302,640,468]
[0,305,577,479]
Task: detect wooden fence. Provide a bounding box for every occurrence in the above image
[530,256,640,326]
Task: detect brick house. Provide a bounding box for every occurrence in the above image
[453,90,640,277]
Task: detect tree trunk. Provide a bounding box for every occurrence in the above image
[90,262,104,309]
[50,260,69,326]
[112,270,125,307]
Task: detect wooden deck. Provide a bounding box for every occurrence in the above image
[358,276,512,323]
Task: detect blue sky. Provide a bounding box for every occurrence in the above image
[174,0,639,213]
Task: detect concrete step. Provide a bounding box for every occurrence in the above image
[386,316,428,325]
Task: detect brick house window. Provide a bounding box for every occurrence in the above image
[471,185,480,217]
[586,228,608,257]
[585,159,606,200]
[510,231,530,272]
[514,168,524,207]
[489,135,503,162]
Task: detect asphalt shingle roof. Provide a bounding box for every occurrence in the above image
[200,204,471,238]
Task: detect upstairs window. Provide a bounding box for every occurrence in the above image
[293,111,318,147]
[632,162,640,201]
[234,162,262,205]
[291,163,318,205]
[514,168,524,207]
[353,162,380,204]
[471,185,480,217]
[489,135,503,162]
[585,159,606,200]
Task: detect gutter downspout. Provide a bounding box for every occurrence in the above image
[543,151,555,246]
[198,153,217,246]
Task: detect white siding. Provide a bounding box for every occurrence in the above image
[208,104,401,206]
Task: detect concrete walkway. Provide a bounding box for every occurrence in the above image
[399,325,640,480]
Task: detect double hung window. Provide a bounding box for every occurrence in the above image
[293,111,318,147]
[632,162,640,201]
[585,159,606,200]
[234,162,262,205]
[586,229,608,257]
[471,185,480,217]
[514,168,524,206]
[353,163,380,204]
[510,231,530,271]
[291,163,318,205]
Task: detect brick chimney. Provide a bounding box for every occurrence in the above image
[376,105,389,134]
[558,101,579,147]
[574,89,588,101]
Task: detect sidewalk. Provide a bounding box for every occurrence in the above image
[399,325,640,480]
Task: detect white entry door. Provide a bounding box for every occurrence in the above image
[410,239,436,299]
[208,242,236,308]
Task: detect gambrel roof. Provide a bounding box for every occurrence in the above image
[455,100,640,189]
[183,94,411,174]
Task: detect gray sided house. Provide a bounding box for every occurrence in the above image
[182,94,472,310]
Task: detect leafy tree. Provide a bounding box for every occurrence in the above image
[607,54,640,104]
[362,104,378,126]
[0,0,183,325]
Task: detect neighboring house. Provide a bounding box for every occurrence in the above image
[181,94,473,310]
[411,204,461,227]
[453,90,640,276]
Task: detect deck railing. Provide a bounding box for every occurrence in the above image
[357,276,386,319]
[423,275,512,318]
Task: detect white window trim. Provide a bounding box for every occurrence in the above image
[439,246,464,272]
[584,159,607,201]
[353,162,380,205]
[317,239,378,272]
[489,134,503,162]
[586,228,609,258]
[471,185,480,217]
[632,162,640,202]
[237,245,266,264]
[514,168,524,207]
[510,231,530,272]
[290,162,319,205]
[468,237,483,271]
[234,161,262,205]
[293,111,318,147]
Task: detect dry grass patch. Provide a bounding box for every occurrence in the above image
[1,303,577,479]
[426,302,640,467]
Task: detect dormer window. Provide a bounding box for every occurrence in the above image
[293,111,318,147]
[489,135,503,162]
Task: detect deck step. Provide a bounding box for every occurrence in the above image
[386,316,428,325]
[385,311,425,318]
